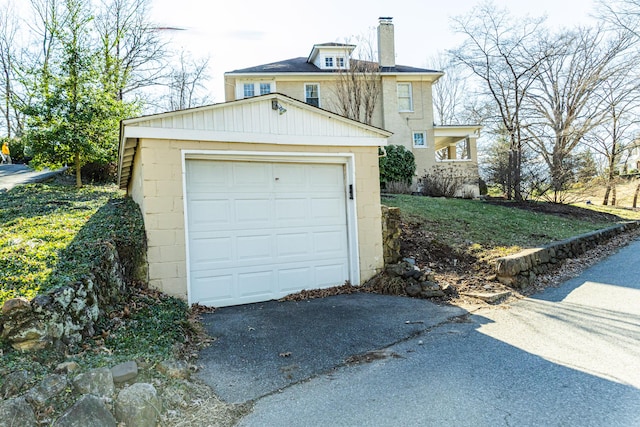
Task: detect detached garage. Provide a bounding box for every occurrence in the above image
[117,94,390,307]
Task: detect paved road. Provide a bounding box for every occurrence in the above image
[237,240,640,426]
[0,164,66,191]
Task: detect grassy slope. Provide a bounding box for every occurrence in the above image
[382,195,628,259]
[555,177,640,215]
[0,183,119,303]
[1,180,196,383]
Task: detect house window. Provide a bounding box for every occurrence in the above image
[336,57,345,68]
[397,83,413,111]
[259,83,272,95]
[325,57,334,68]
[243,83,255,98]
[305,83,320,107]
[237,82,275,99]
[413,132,426,148]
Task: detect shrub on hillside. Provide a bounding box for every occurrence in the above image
[379,145,416,188]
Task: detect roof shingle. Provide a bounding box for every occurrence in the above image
[226,57,440,74]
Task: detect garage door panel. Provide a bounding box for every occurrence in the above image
[189,199,231,226]
[187,160,231,190]
[314,230,348,254]
[309,165,344,187]
[274,198,309,221]
[191,274,234,305]
[316,264,349,287]
[236,235,273,261]
[276,232,311,257]
[233,163,272,190]
[190,237,233,265]
[272,164,307,190]
[234,198,272,224]
[186,160,350,307]
[237,271,275,297]
[311,197,347,221]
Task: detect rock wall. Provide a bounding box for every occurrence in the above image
[495,221,640,289]
[381,205,402,265]
[0,358,195,427]
[1,241,129,351]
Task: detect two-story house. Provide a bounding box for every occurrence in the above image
[224,17,481,196]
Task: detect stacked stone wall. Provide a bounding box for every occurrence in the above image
[495,222,640,288]
[1,241,132,351]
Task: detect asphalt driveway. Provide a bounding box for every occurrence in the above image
[0,164,66,191]
[196,293,466,403]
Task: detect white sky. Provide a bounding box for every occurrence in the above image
[149,0,600,102]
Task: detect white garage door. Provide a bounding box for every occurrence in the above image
[185,159,351,307]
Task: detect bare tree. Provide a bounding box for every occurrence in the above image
[524,26,636,201]
[0,3,21,137]
[429,51,469,125]
[94,0,167,101]
[332,35,380,126]
[27,0,66,93]
[598,0,640,36]
[450,2,549,201]
[165,50,211,111]
[582,64,640,205]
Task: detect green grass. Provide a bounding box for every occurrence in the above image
[0,183,120,304]
[382,195,624,259]
[0,180,195,390]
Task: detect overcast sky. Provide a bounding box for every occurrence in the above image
[149,0,600,102]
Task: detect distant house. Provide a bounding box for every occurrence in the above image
[619,140,640,174]
[224,17,481,195]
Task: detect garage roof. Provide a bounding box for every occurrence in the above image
[118,93,391,190]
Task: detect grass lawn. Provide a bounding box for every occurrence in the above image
[0,179,196,369]
[382,194,630,260]
[0,183,120,303]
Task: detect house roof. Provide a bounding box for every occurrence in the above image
[225,57,441,75]
[117,93,391,190]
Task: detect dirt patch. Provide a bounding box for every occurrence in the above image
[397,220,510,305]
[281,200,640,309]
[345,350,403,365]
[483,199,624,223]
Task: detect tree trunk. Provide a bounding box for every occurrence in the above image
[75,151,82,188]
[611,184,617,206]
[633,183,640,208]
[513,148,523,202]
[507,150,513,200]
[603,185,610,206]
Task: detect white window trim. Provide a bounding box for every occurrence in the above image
[324,56,334,68]
[236,81,276,99]
[412,131,427,148]
[243,83,255,98]
[304,83,321,107]
[259,82,272,95]
[397,83,413,112]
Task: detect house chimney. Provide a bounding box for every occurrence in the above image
[377,17,395,68]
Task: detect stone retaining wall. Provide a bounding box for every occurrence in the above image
[495,221,640,289]
[381,205,402,265]
[1,241,130,351]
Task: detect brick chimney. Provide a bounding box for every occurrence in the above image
[377,17,395,68]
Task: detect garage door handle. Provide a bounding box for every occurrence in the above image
[349,184,354,200]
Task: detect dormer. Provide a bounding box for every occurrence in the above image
[307,43,356,70]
